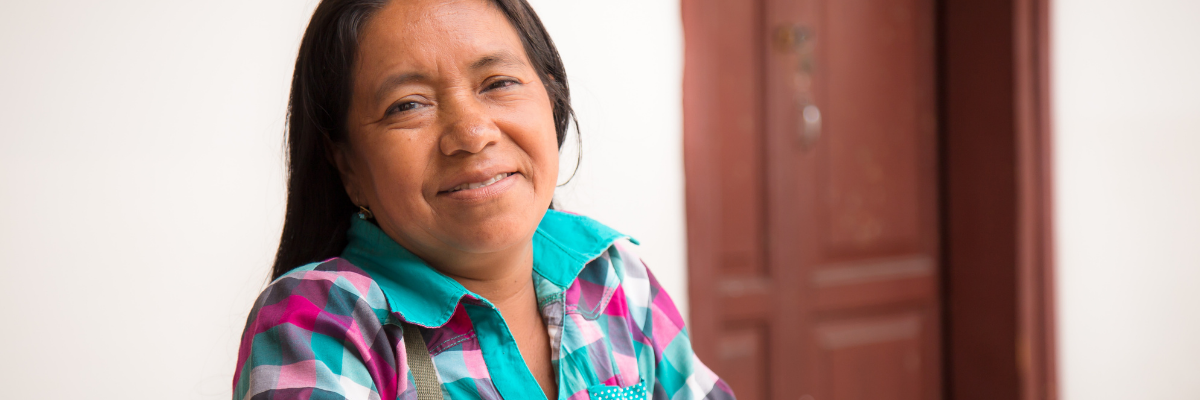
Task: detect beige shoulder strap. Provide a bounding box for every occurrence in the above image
[402,322,444,400]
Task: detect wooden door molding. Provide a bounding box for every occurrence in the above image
[939,0,1056,399]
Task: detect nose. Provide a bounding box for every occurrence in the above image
[439,95,501,156]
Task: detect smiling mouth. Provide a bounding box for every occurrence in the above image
[446,172,514,193]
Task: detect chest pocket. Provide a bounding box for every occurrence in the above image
[588,379,648,400]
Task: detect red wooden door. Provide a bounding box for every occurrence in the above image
[683,0,940,399]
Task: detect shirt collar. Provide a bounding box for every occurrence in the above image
[339,209,635,328]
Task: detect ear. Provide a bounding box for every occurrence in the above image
[330,143,365,207]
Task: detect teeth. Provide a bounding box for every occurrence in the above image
[451,173,510,192]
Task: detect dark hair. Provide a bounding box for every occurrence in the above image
[271,0,577,280]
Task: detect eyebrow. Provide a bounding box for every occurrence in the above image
[374,72,429,104]
[373,51,529,103]
[469,51,526,71]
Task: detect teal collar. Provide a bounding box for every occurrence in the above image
[339,209,634,328]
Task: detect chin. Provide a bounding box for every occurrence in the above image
[443,205,543,254]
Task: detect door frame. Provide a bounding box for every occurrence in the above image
[681,0,1057,398]
[939,0,1056,399]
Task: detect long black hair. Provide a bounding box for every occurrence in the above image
[271,0,577,280]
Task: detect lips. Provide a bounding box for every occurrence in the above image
[447,172,512,193]
[437,166,522,196]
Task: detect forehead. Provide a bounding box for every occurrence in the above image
[356,0,526,72]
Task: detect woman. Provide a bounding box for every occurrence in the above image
[233,0,734,399]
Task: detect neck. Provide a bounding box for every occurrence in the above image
[441,242,537,311]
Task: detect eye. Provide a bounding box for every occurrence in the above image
[385,101,422,116]
[485,78,519,91]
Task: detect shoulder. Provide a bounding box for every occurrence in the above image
[605,239,651,284]
[253,258,390,316]
[599,239,671,313]
[604,239,687,330]
[234,259,404,399]
[240,258,393,345]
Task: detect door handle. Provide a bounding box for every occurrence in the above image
[801,102,821,147]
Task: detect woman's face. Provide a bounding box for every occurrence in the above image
[337,0,559,271]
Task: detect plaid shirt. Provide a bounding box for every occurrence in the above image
[233,210,735,400]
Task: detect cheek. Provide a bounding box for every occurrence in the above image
[527,110,561,191]
[530,93,562,180]
[495,94,560,191]
[363,136,434,204]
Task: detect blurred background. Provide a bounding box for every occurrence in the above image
[0,0,1196,399]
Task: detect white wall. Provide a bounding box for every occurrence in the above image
[0,1,685,399]
[1053,1,1200,399]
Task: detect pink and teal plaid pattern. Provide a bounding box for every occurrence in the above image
[233,210,735,400]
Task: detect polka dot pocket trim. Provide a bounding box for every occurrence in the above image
[587,379,648,400]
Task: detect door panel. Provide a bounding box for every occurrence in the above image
[713,0,766,278]
[816,313,928,400]
[684,0,940,398]
[820,0,935,257]
[718,326,771,400]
